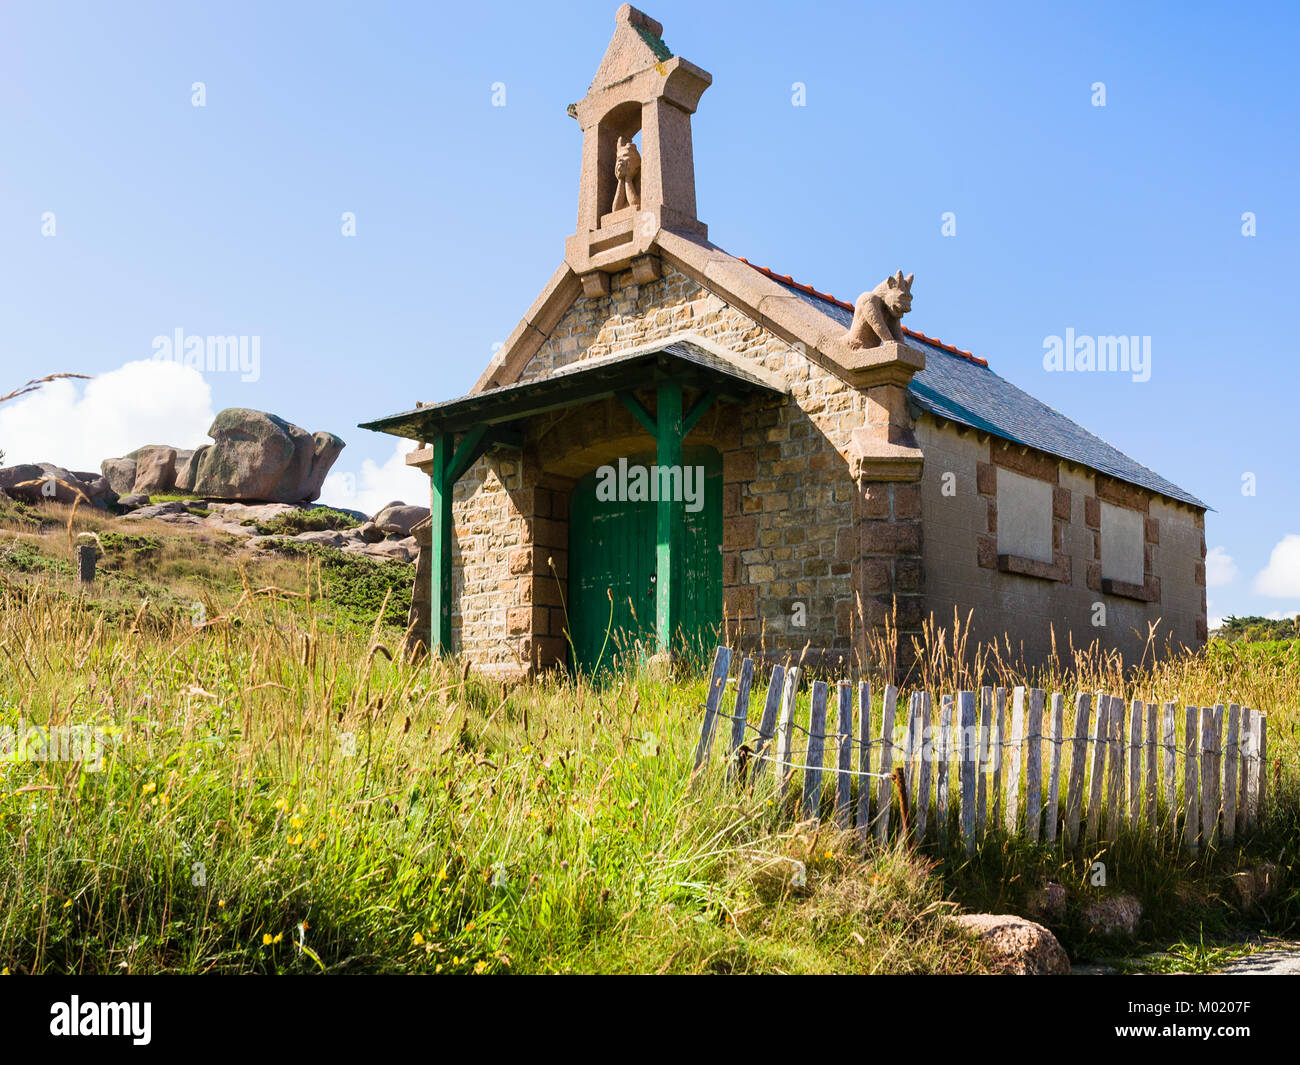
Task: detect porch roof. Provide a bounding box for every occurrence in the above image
[358,339,787,441]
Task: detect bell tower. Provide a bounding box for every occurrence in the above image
[564,5,711,291]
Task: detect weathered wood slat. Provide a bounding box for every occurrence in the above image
[1238,705,1254,835]
[693,647,733,769]
[937,694,953,847]
[914,692,933,840]
[1145,700,1158,829]
[1024,688,1044,842]
[873,684,898,844]
[1128,698,1143,830]
[1222,703,1240,844]
[1064,691,1092,847]
[726,657,755,779]
[834,681,853,828]
[1105,696,1125,840]
[1257,713,1268,824]
[1004,687,1025,834]
[1045,693,1065,844]
[749,664,785,782]
[1200,705,1220,848]
[902,691,921,808]
[775,667,800,797]
[990,687,1007,831]
[1162,701,1177,833]
[976,686,993,842]
[856,682,873,839]
[1183,705,1199,854]
[801,681,829,819]
[1085,691,1110,844]
[959,690,977,855]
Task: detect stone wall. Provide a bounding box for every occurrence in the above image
[451,260,870,670]
[915,416,1206,666]
[436,261,1205,676]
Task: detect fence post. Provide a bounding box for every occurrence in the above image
[902,692,921,811]
[1183,705,1199,854]
[1004,687,1025,834]
[1024,688,1044,843]
[1106,695,1125,841]
[976,686,993,842]
[776,667,800,798]
[1222,704,1240,844]
[914,693,933,841]
[936,694,953,848]
[1257,713,1268,824]
[1162,702,1177,834]
[1238,706,1254,835]
[1144,700,1158,829]
[693,647,732,770]
[801,681,828,820]
[1064,691,1091,847]
[726,657,755,779]
[1128,698,1143,831]
[1045,693,1065,844]
[1085,691,1109,844]
[1200,705,1220,849]
[856,682,873,840]
[749,664,784,782]
[990,687,1007,833]
[834,681,853,828]
[959,690,977,855]
[873,684,898,845]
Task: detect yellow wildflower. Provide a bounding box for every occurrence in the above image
[412,932,425,946]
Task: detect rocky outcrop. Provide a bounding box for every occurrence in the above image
[374,501,430,537]
[0,463,115,507]
[186,409,344,503]
[129,446,178,494]
[97,409,345,504]
[100,457,138,496]
[953,914,1070,975]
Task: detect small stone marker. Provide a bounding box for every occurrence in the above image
[77,543,96,584]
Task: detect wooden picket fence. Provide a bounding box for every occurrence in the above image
[693,648,1271,855]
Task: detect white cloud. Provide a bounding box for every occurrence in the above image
[1205,545,1238,587]
[0,360,214,472]
[1264,609,1300,621]
[319,438,428,517]
[1252,534,1300,598]
[1207,599,1224,631]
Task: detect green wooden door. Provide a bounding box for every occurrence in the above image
[567,446,721,673]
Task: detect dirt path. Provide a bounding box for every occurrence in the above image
[1218,947,1300,975]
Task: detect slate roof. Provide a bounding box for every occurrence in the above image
[756,266,1207,510]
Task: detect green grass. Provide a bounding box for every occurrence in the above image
[244,507,361,537]
[0,511,1296,974]
[0,587,982,974]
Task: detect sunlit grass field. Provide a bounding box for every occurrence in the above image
[0,503,1296,974]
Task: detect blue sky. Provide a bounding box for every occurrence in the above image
[1,0,1297,621]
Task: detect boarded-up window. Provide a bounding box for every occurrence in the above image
[996,468,1052,563]
[1101,502,1144,585]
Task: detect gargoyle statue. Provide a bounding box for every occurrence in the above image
[611,135,641,212]
[843,270,914,349]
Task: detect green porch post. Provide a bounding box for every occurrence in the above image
[429,432,453,654]
[655,382,684,655]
